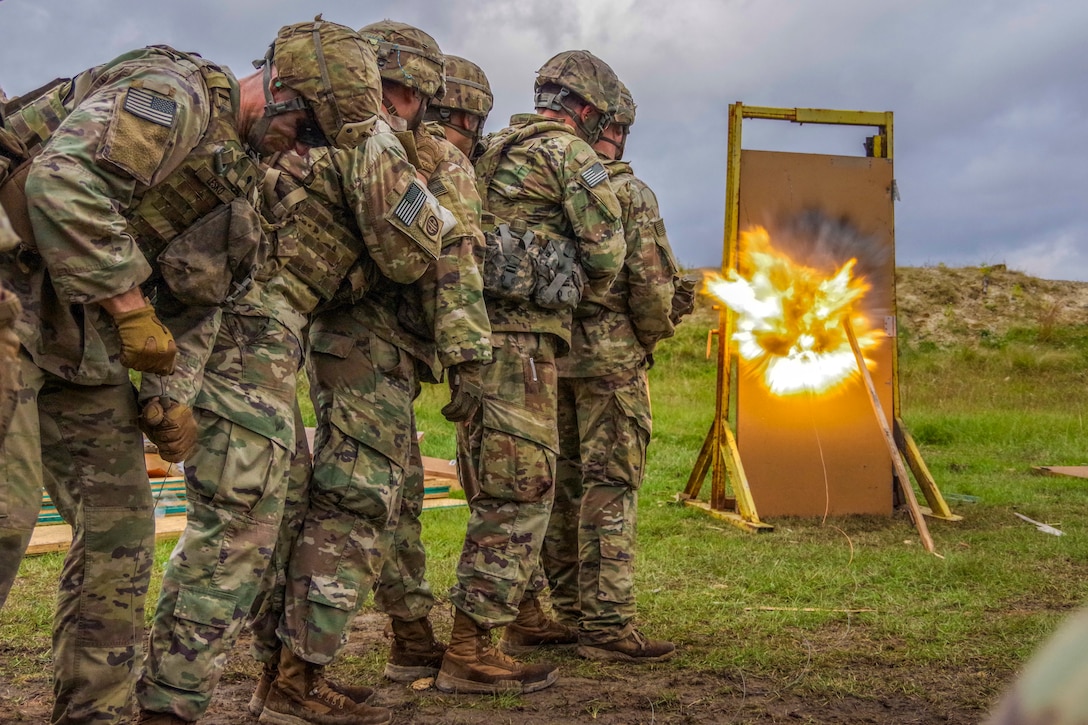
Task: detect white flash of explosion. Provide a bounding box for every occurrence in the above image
[705,226,880,396]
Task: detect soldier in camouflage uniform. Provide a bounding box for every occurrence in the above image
[423,54,494,161]
[0,20,352,723]
[0,103,21,448]
[367,40,499,687]
[244,20,490,725]
[438,49,626,695]
[510,82,679,663]
[986,605,1088,724]
[133,21,411,725]
[0,206,21,446]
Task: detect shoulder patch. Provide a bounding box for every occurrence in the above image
[123,87,177,128]
[428,176,449,197]
[653,218,667,237]
[394,180,427,225]
[581,161,608,188]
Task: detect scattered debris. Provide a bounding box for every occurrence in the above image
[1013,512,1064,536]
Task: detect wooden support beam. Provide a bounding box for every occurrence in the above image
[845,321,937,555]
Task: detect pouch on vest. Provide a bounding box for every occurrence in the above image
[157,197,267,306]
[532,236,586,311]
[481,221,536,304]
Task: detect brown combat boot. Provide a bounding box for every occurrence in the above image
[250,650,375,717]
[435,608,559,694]
[259,647,389,725]
[576,629,676,663]
[499,596,578,655]
[383,616,447,683]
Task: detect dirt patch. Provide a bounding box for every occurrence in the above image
[0,609,1000,724]
[895,264,1088,347]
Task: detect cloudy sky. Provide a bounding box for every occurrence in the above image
[2,0,1086,280]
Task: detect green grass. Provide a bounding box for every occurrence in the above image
[4,305,1088,715]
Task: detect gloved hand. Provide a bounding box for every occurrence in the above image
[669,273,700,326]
[139,396,198,463]
[113,303,177,375]
[441,361,483,423]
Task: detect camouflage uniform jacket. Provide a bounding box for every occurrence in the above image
[474,113,625,352]
[558,159,679,378]
[0,47,238,385]
[338,121,491,381]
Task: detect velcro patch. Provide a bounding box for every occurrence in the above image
[653,218,666,237]
[581,161,608,188]
[394,181,426,225]
[123,87,177,128]
[427,177,449,197]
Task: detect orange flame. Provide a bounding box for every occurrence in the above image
[705,226,880,396]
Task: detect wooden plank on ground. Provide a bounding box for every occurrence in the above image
[27,515,189,556]
[1032,466,1088,480]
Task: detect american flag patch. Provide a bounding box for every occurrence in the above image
[428,177,449,197]
[394,181,426,225]
[653,218,666,237]
[581,161,608,188]
[123,87,177,127]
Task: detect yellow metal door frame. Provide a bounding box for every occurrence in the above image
[679,103,957,532]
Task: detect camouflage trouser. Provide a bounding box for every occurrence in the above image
[248,402,313,665]
[1,352,153,725]
[537,366,651,644]
[138,314,300,721]
[372,431,434,622]
[450,331,558,628]
[278,326,418,665]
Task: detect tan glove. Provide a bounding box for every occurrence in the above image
[139,396,198,463]
[441,361,483,423]
[113,303,177,374]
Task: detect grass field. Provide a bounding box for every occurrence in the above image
[2,290,1087,723]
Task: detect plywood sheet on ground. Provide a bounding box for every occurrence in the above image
[1032,466,1088,479]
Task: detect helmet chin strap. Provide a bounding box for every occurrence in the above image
[596,126,628,159]
[425,107,479,147]
[383,90,427,131]
[247,47,309,151]
[534,86,609,144]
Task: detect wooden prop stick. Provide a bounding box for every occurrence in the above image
[844,320,937,555]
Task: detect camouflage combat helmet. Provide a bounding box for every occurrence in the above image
[433,55,493,120]
[612,81,636,127]
[598,80,635,159]
[425,54,493,151]
[257,17,382,149]
[359,20,445,101]
[534,49,621,143]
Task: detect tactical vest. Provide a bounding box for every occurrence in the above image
[261,149,375,303]
[474,120,587,310]
[0,47,264,305]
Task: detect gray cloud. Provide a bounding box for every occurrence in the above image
[2,0,1085,280]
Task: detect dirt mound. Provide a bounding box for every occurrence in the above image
[895,265,1088,347]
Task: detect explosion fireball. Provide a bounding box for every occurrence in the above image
[705,224,881,396]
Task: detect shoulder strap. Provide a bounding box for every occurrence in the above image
[474,119,571,202]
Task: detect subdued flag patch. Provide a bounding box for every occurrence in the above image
[581,161,608,188]
[428,177,449,197]
[123,87,177,127]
